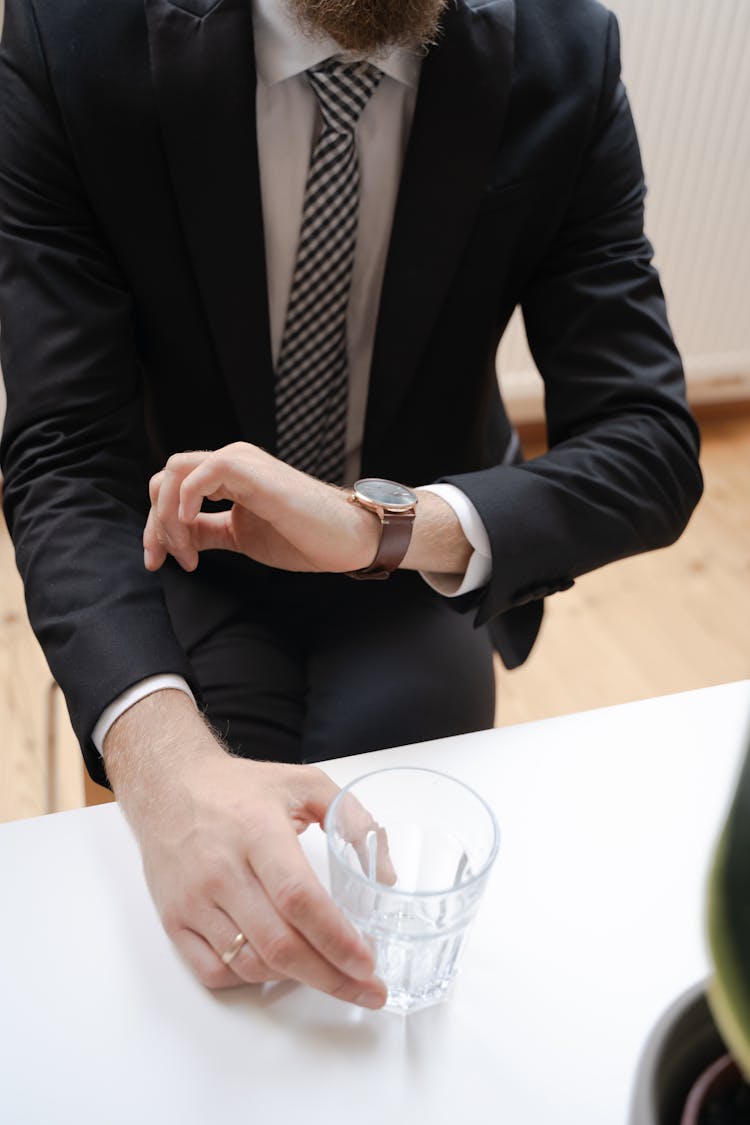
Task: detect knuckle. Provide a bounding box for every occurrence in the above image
[161,909,181,937]
[260,934,298,973]
[301,764,334,801]
[275,876,311,918]
[200,873,226,901]
[336,934,365,966]
[234,947,264,981]
[303,764,326,786]
[179,890,203,919]
[329,977,359,1002]
[154,523,185,551]
[165,452,185,473]
[196,862,229,902]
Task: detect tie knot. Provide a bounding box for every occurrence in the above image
[307,59,382,134]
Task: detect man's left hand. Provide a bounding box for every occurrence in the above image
[144,441,473,578]
[143,443,380,574]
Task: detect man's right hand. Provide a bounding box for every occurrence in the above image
[103,690,387,1008]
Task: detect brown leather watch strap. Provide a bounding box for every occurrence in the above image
[348,508,416,580]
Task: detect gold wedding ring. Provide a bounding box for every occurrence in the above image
[221,932,246,966]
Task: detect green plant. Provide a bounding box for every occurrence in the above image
[707,729,750,1081]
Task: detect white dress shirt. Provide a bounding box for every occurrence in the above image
[92,0,493,752]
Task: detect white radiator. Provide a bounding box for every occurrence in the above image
[499,0,750,420]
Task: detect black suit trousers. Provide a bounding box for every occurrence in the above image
[177,567,496,765]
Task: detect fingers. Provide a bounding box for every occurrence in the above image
[233,765,385,1003]
[168,853,385,1007]
[177,449,262,524]
[143,473,167,571]
[355,825,397,887]
[336,792,398,886]
[171,927,246,991]
[143,443,360,575]
[219,880,386,1008]
[144,452,208,572]
[195,904,286,986]
[143,753,388,1009]
[186,511,240,554]
[143,445,262,571]
[171,927,284,991]
[142,506,166,571]
[156,453,204,570]
[175,443,308,526]
[247,817,377,983]
[289,765,397,883]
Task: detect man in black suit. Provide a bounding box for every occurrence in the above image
[0,0,702,1007]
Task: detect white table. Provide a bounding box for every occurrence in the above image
[2,680,749,1124]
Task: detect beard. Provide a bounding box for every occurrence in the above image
[288,0,449,55]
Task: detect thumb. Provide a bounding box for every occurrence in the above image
[304,768,398,887]
[290,765,342,828]
[186,512,238,553]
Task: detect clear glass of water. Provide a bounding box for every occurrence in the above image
[325,767,499,1013]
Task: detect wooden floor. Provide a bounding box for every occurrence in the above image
[2,411,749,824]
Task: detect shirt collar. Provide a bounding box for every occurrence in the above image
[252,0,421,88]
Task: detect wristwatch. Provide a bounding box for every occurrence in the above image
[347,478,419,580]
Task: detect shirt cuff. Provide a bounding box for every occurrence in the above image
[92,674,197,754]
[415,483,493,597]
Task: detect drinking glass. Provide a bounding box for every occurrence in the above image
[325,767,499,1013]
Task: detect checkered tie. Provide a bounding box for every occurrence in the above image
[275,59,382,484]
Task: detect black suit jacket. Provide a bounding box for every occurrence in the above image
[0,0,702,785]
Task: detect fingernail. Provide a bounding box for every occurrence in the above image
[354,987,386,1010]
[144,548,153,569]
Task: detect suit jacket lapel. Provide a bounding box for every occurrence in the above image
[144,0,276,451]
[364,0,516,459]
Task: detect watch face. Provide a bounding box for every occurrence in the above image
[354,478,418,510]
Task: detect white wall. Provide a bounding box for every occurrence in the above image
[499,0,750,420]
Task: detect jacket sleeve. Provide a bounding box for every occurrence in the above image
[0,0,196,785]
[444,12,703,627]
